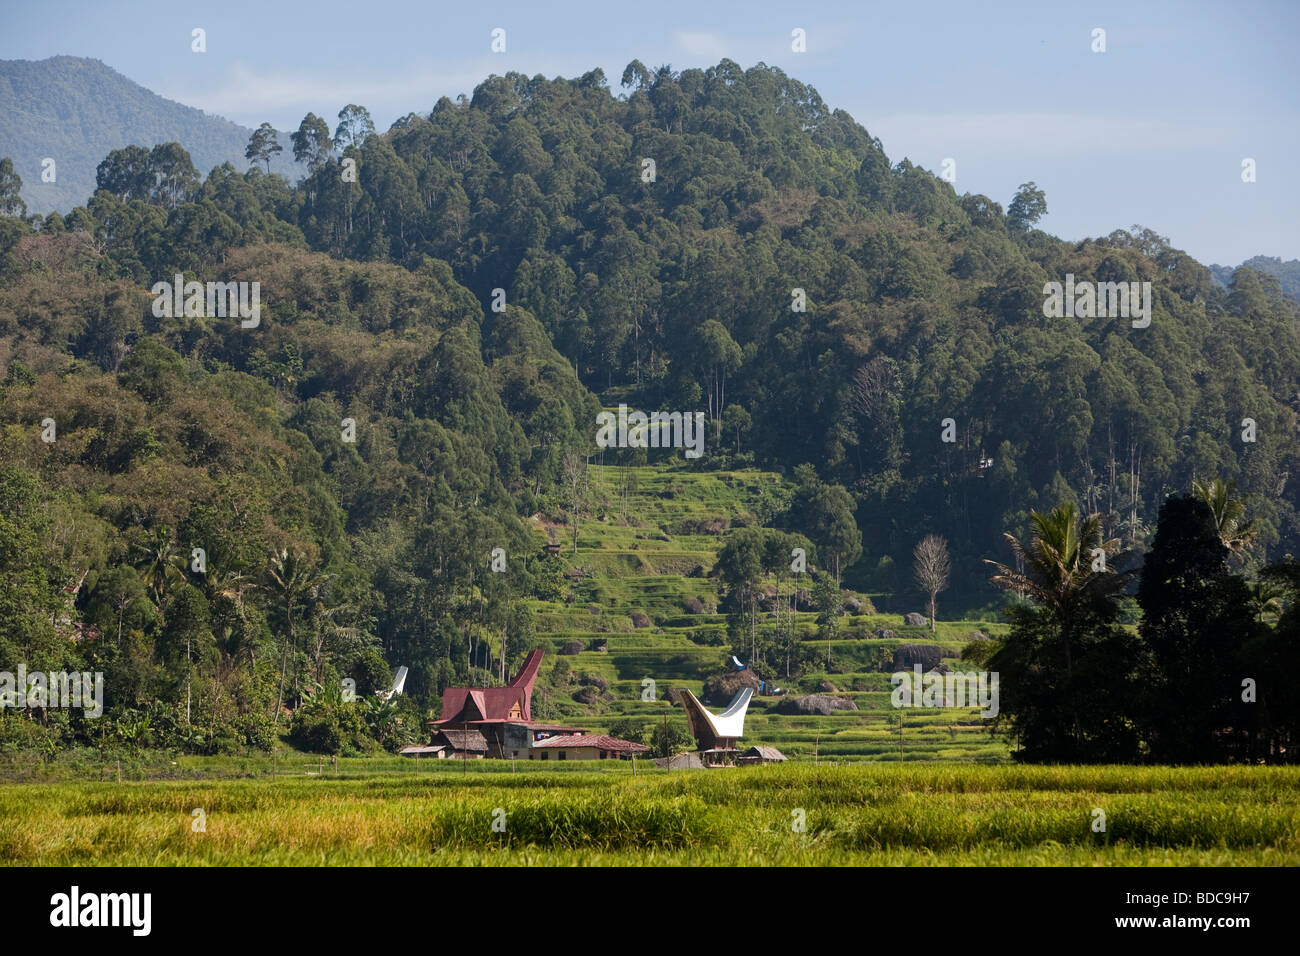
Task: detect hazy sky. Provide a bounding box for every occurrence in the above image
[3,0,1297,265]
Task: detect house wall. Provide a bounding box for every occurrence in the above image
[533,747,631,760]
[501,722,533,757]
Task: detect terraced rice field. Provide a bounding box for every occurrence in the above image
[529,461,1010,761]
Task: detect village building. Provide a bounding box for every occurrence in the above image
[399,728,488,759]
[677,686,753,754]
[739,745,787,765]
[405,648,641,761]
[529,734,650,761]
[653,751,705,770]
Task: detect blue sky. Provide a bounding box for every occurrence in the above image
[2,0,1297,265]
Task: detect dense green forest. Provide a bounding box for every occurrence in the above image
[1211,255,1300,306]
[1,61,1297,760]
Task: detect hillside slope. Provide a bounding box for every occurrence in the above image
[0,56,294,213]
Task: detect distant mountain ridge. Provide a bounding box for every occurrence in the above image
[0,55,294,214]
[1209,255,1300,306]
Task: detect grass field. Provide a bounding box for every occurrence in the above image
[10,466,1282,869]
[2,760,1295,866]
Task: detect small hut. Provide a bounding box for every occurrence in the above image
[653,752,705,770]
[739,745,787,765]
[433,728,488,759]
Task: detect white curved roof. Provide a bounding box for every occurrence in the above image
[681,686,753,739]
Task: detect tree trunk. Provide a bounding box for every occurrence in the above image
[275,598,297,723]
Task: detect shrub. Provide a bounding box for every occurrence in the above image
[287,698,374,756]
[606,717,646,745]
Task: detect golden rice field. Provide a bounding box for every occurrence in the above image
[1,760,1297,866]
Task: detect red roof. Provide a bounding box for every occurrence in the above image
[526,723,588,732]
[424,719,587,730]
[436,649,545,725]
[531,734,651,752]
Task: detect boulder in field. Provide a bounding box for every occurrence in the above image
[702,669,761,705]
[892,643,945,672]
[776,694,858,716]
[904,612,929,627]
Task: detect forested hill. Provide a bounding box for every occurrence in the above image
[1210,256,1300,306]
[0,61,1298,732]
[283,60,1300,596]
[0,56,295,215]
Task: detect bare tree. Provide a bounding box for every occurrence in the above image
[851,356,897,423]
[560,450,591,555]
[913,534,951,633]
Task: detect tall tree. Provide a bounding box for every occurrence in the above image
[985,503,1136,761]
[1006,181,1047,231]
[147,142,199,209]
[715,528,766,664]
[264,548,328,722]
[334,105,375,152]
[290,113,333,170]
[1138,493,1258,763]
[913,534,951,632]
[245,122,283,174]
[788,466,861,587]
[0,157,26,218]
[94,145,153,202]
[691,320,741,429]
[559,450,590,555]
[132,526,185,613]
[1192,478,1256,562]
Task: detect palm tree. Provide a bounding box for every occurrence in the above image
[985,503,1127,622]
[1246,578,1285,624]
[204,564,256,670]
[1192,478,1256,561]
[204,564,253,616]
[985,503,1130,742]
[264,548,328,722]
[132,526,185,614]
[303,589,360,685]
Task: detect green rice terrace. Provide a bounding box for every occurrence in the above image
[524,461,1010,762]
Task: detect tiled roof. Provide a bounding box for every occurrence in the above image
[531,734,650,752]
